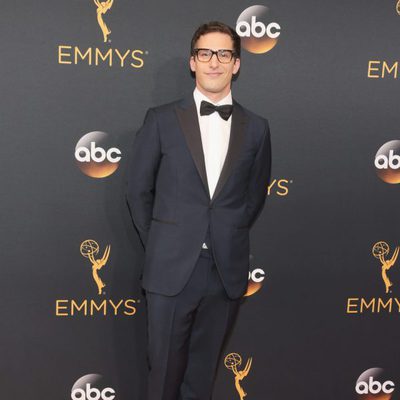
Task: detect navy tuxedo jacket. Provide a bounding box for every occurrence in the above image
[126,95,271,299]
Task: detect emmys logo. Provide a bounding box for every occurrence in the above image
[80,240,111,295]
[94,0,114,43]
[54,239,138,317]
[57,2,145,69]
[374,140,400,184]
[71,374,115,400]
[224,353,252,400]
[75,131,121,178]
[346,241,400,315]
[236,5,281,54]
[355,368,395,399]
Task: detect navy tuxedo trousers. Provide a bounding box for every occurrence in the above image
[145,249,241,400]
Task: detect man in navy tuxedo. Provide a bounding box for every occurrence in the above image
[127,21,271,400]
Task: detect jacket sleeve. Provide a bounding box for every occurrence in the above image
[246,119,272,228]
[126,108,161,248]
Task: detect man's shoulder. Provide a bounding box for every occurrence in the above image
[147,96,189,115]
[234,100,269,131]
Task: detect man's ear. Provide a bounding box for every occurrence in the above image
[190,56,196,73]
[233,58,241,75]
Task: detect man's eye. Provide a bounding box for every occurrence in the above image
[199,51,210,57]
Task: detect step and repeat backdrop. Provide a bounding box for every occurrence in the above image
[1,0,400,399]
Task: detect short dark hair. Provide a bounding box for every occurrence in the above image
[191,21,241,59]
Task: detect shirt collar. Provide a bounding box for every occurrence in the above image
[193,87,232,114]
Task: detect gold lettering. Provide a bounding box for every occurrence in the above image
[131,50,144,68]
[115,49,130,67]
[346,298,359,314]
[377,298,393,312]
[277,179,289,196]
[360,298,375,313]
[267,179,276,195]
[74,47,92,65]
[367,61,380,78]
[109,299,123,315]
[55,298,139,317]
[95,48,112,66]
[382,61,398,78]
[90,299,107,315]
[71,300,88,316]
[55,299,69,316]
[58,46,146,69]
[395,298,400,312]
[124,299,137,316]
[58,45,72,64]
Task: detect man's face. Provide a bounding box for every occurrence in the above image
[190,32,240,101]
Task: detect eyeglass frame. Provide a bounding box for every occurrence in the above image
[192,48,237,64]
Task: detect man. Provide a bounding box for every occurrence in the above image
[127,21,271,400]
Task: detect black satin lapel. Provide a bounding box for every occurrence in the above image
[211,104,248,203]
[175,103,210,198]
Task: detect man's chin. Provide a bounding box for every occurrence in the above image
[200,84,226,94]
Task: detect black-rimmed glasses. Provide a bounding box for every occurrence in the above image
[193,48,236,63]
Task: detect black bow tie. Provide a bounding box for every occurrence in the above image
[200,100,233,121]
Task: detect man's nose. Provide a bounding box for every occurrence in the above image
[209,53,219,68]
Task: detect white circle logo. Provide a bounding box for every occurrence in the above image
[374,140,400,184]
[75,131,121,178]
[236,5,281,54]
[245,255,266,297]
[355,368,395,399]
[71,374,116,400]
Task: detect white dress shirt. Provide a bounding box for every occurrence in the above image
[193,88,232,199]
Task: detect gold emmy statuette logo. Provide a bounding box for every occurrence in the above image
[93,0,114,42]
[80,240,111,295]
[372,241,399,294]
[397,0,400,15]
[224,353,252,400]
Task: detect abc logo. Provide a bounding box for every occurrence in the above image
[355,368,395,399]
[75,131,121,178]
[236,5,281,54]
[71,374,115,400]
[71,384,115,400]
[248,268,265,283]
[374,140,400,184]
[245,265,266,297]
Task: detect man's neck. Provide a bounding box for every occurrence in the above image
[195,86,231,104]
